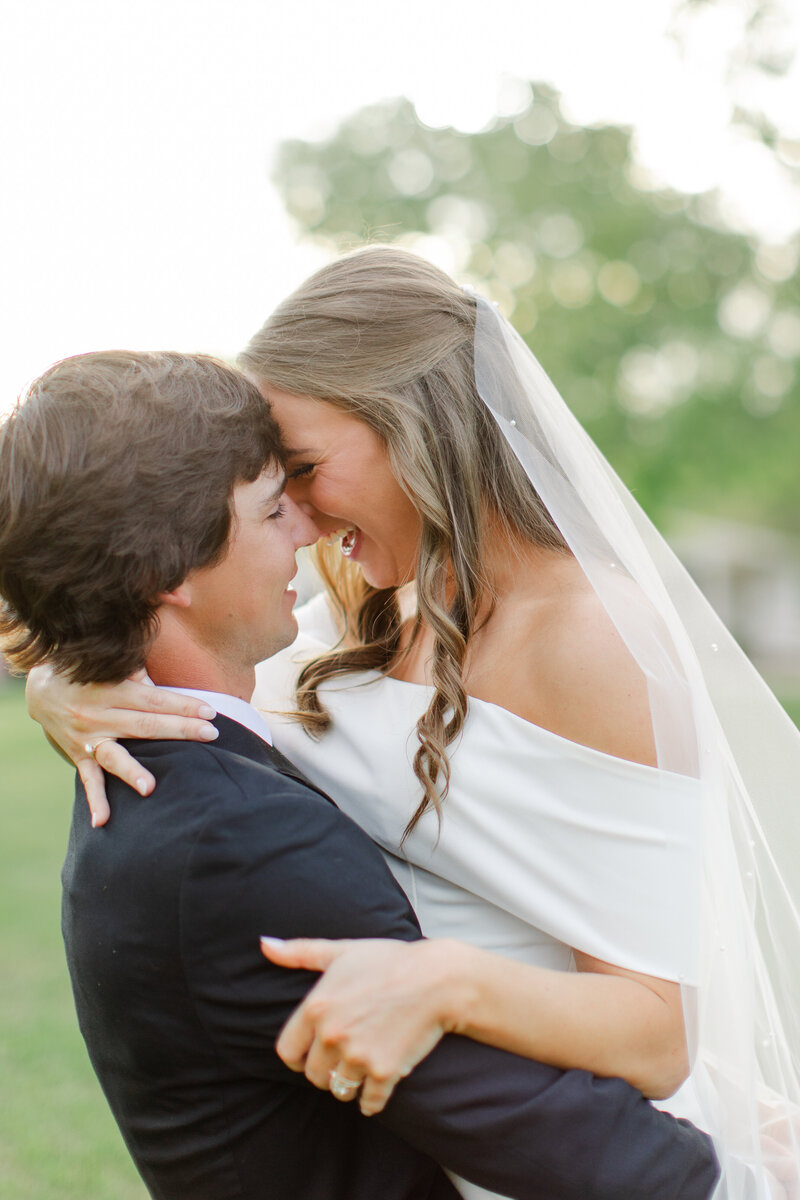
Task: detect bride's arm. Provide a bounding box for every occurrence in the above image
[443,943,688,1099]
[25,663,219,825]
[260,936,688,1115]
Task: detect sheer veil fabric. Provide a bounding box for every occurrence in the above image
[472,295,800,1198]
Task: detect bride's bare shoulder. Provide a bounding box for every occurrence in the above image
[502,555,658,766]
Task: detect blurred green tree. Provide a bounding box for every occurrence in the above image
[671,0,800,165]
[273,83,799,529]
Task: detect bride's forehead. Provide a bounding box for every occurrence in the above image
[262,386,339,426]
[265,394,377,454]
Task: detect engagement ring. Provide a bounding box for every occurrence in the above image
[328,1068,362,1100]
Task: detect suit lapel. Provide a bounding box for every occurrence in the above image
[211,714,337,806]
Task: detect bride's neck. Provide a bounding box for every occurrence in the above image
[395,521,573,664]
[406,519,570,617]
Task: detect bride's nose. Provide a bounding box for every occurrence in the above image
[286,493,339,537]
[282,496,324,548]
[284,479,315,518]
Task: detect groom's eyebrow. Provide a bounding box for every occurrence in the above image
[259,473,287,511]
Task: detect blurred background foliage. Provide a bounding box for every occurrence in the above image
[272,65,800,532]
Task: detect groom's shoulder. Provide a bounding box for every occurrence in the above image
[117,729,332,820]
[107,723,379,867]
[105,728,418,922]
[76,732,363,902]
[70,727,422,951]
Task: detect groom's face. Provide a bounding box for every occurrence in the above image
[180,463,317,669]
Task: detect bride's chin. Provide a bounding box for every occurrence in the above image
[363,569,417,593]
[360,568,391,590]
[350,542,417,591]
[358,560,400,591]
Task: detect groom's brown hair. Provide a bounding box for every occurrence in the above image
[0,351,283,684]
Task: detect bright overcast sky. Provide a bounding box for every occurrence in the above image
[2,0,798,414]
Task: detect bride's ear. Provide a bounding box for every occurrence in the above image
[156,583,192,608]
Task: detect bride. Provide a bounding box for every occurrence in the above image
[28,246,800,1198]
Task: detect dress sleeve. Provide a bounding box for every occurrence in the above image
[413,742,705,985]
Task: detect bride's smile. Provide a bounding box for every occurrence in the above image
[259,384,422,591]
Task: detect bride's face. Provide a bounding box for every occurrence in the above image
[260,386,422,591]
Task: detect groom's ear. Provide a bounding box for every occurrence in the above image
[156,583,192,608]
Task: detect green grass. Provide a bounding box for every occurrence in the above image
[0,681,147,1200]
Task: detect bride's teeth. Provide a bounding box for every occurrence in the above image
[324,527,351,546]
[324,526,357,553]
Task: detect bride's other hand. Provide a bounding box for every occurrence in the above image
[260,936,456,1116]
[25,663,219,827]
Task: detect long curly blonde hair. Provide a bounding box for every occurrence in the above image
[240,246,567,836]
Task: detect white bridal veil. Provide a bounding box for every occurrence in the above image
[472,295,800,1199]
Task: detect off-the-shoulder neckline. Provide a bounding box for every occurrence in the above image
[316,666,700,785]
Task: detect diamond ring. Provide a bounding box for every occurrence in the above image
[329,1068,362,1100]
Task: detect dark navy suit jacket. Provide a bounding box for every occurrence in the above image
[61,714,718,1200]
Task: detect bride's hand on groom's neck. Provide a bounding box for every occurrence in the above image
[25,664,218,826]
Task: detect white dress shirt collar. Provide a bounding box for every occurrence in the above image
[160,685,273,747]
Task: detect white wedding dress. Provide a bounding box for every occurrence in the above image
[253,594,708,1200]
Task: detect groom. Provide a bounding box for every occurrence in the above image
[0,351,718,1200]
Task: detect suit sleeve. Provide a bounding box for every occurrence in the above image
[179,761,718,1200]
